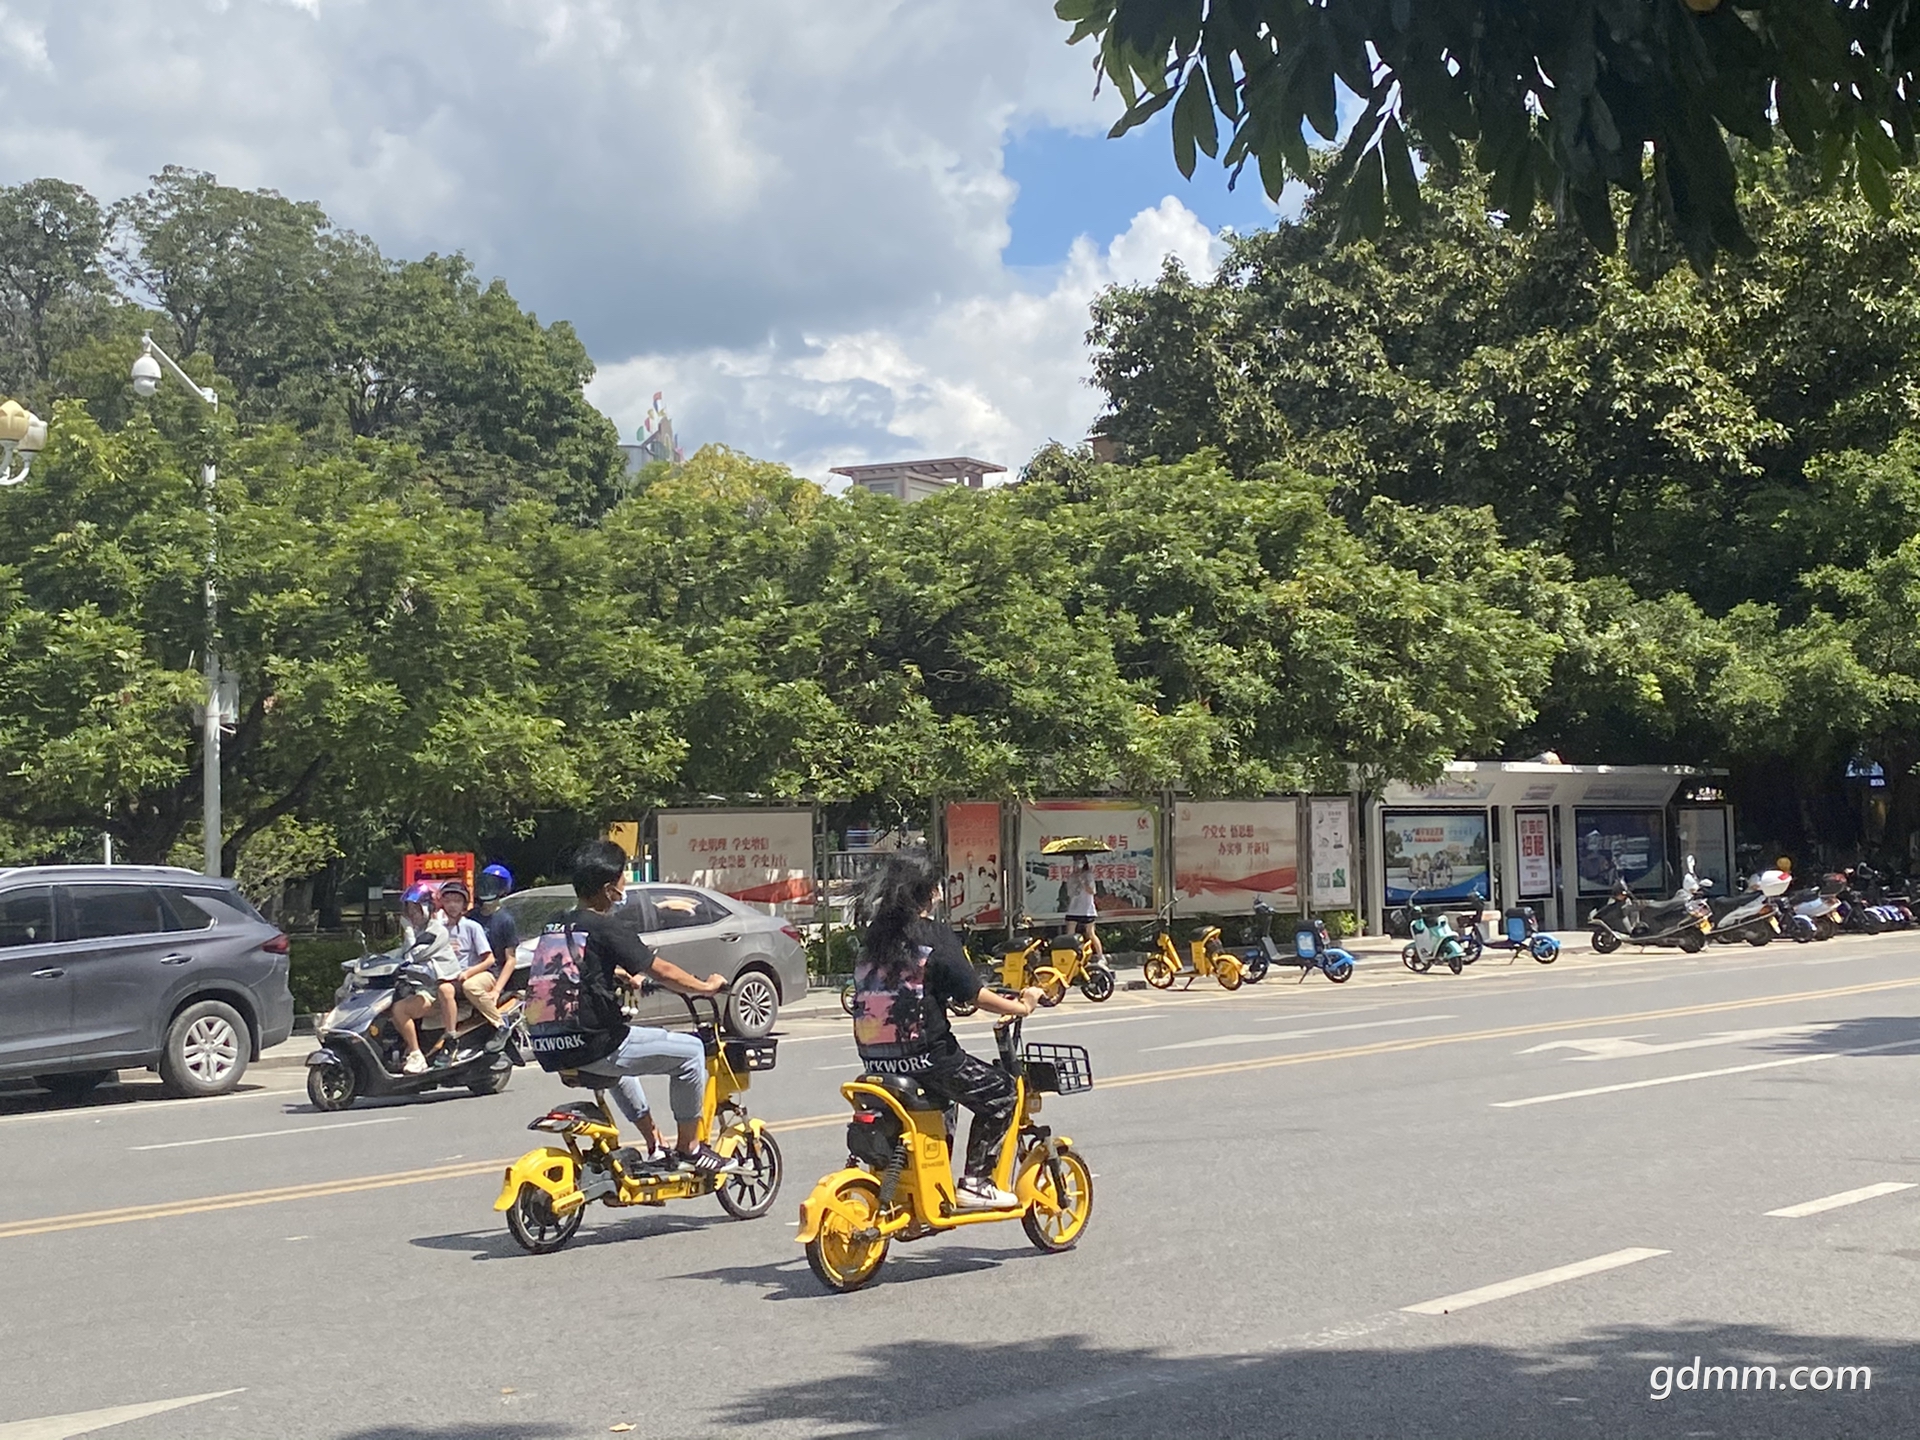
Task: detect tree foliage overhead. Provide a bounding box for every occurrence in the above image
[1057,0,1920,270]
[1086,149,1920,852]
[2,167,627,521]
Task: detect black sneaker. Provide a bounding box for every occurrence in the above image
[675,1143,731,1175]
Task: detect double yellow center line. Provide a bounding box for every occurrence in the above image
[6,975,1913,1241]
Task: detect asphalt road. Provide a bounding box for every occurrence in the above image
[3,933,1918,1440]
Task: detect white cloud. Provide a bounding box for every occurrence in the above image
[590,196,1225,478]
[0,0,1232,477]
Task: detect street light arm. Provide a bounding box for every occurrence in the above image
[140,333,218,410]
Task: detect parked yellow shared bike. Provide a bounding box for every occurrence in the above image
[493,989,783,1254]
[996,917,1116,1006]
[1143,903,1244,991]
[795,1013,1095,1292]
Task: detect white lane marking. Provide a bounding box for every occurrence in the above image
[129,1116,407,1151]
[0,1082,297,1128]
[1766,1181,1916,1218]
[1401,1248,1668,1315]
[1025,1012,1159,1034]
[1493,1036,1920,1107]
[0,1390,243,1440]
[1145,1014,1457,1053]
[1519,1024,1833,1061]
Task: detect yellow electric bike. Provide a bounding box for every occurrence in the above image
[994,917,1115,1006]
[796,1013,1095,1292]
[494,991,783,1253]
[1143,904,1244,991]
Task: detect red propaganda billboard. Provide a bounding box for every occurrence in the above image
[656,809,815,918]
[402,851,475,898]
[1171,801,1298,912]
[1018,800,1158,919]
[943,801,1003,926]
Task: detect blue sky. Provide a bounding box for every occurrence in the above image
[1003,116,1291,269]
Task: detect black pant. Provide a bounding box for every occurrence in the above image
[917,1049,1017,1179]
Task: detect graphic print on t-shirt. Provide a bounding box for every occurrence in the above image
[523,927,584,1030]
[852,943,934,1059]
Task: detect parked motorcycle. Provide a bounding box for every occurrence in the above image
[1702,868,1803,946]
[1589,861,1710,953]
[1788,874,1846,941]
[305,934,526,1111]
[1400,890,1468,974]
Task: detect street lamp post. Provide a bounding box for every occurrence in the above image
[131,333,226,879]
[0,397,47,486]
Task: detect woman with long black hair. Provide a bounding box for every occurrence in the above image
[848,853,1043,1209]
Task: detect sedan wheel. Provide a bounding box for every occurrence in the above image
[725,969,780,1039]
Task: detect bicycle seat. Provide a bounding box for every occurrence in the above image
[857,1073,946,1111]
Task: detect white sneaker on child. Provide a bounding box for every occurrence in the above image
[955,1176,1019,1210]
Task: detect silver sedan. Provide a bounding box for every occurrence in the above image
[494,883,809,1039]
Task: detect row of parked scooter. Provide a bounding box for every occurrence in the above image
[1588,859,1918,952]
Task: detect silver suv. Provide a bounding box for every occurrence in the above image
[494,883,809,1039]
[0,865,295,1100]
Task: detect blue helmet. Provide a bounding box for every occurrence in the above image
[478,863,514,902]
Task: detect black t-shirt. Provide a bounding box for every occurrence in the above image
[556,907,662,1065]
[850,917,979,1072]
[483,907,520,970]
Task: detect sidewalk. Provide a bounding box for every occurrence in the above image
[256,930,1596,1071]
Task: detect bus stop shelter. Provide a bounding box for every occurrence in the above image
[1364,762,1734,934]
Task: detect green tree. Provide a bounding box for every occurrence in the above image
[1089,156,1920,612]
[1058,0,1920,269]
[0,404,596,868]
[0,178,112,391]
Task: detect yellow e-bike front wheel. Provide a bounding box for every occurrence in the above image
[1034,969,1069,1007]
[804,1176,890,1292]
[1142,956,1175,989]
[1022,1148,1094,1253]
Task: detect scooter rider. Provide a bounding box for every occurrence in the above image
[391,883,461,1074]
[439,878,512,1033]
[543,840,735,1174]
[850,854,1043,1210]
[476,863,520,974]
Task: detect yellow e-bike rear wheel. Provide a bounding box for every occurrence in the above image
[506,1181,584,1255]
[1022,1148,1094,1253]
[1215,956,1243,990]
[805,1177,889,1292]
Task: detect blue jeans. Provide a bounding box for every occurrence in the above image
[579,1026,705,1125]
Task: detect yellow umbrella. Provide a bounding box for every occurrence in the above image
[1041,837,1113,855]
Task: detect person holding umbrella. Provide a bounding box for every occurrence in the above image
[1046,837,1109,963]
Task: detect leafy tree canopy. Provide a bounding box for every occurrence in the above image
[3,167,626,521]
[1057,0,1920,270]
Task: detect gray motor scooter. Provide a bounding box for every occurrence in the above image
[305,934,526,1110]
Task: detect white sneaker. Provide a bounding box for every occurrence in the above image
[401,1050,428,1075]
[955,1177,1019,1210]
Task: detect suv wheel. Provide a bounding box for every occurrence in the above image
[159,999,250,1098]
[724,968,780,1039]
